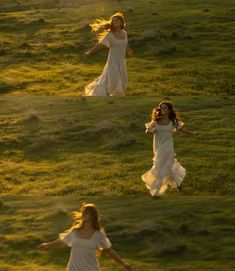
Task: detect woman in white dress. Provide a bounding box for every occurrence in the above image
[142,101,198,197]
[37,202,132,271]
[84,12,132,96]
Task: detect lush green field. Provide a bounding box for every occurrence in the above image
[0,196,235,271]
[0,0,234,95]
[0,95,234,196]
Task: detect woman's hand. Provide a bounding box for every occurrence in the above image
[126,47,133,56]
[123,262,132,270]
[36,243,50,250]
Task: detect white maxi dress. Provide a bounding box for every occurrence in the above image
[142,121,186,196]
[59,229,112,271]
[85,30,128,96]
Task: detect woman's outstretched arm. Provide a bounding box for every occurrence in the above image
[84,43,106,57]
[105,248,132,270]
[36,239,64,250]
[178,127,198,137]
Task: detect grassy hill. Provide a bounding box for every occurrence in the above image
[0,95,234,196]
[0,196,235,271]
[0,0,234,95]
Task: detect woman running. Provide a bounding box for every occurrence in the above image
[84,12,132,96]
[37,202,132,270]
[142,101,198,197]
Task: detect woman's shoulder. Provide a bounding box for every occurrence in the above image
[95,229,107,238]
[101,31,112,39]
[59,228,76,241]
[122,29,128,37]
[96,229,105,234]
[145,121,156,127]
[169,120,176,128]
[71,227,79,234]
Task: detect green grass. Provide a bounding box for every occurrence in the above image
[0,95,234,196]
[0,0,235,95]
[0,196,235,271]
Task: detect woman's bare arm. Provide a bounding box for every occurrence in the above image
[105,248,132,270]
[84,43,106,57]
[36,239,64,250]
[178,127,198,137]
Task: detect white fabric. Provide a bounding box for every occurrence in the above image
[59,230,112,271]
[85,30,128,96]
[142,121,186,196]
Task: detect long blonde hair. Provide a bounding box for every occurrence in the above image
[70,202,102,231]
[89,12,126,41]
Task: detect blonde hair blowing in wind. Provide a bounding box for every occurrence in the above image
[89,12,126,41]
[70,202,102,231]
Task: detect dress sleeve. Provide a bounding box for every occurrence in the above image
[59,230,74,247]
[99,32,111,48]
[99,231,112,249]
[124,30,128,42]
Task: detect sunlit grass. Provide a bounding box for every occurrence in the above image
[0,0,234,95]
[0,95,234,196]
[1,196,235,271]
